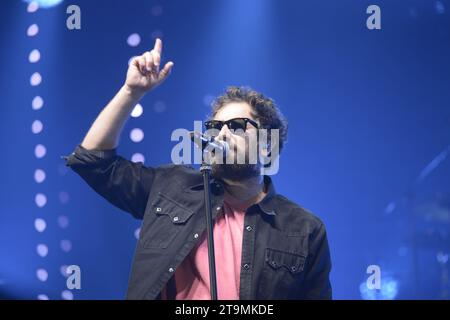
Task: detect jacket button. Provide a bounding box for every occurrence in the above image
[246,225,253,232]
[291,266,297,272]
[156,207,162,212]
[173,216,179,222]
[243,263,250,270]
[168,268,174,273]
[216,206,221,211]
[193,233,199,239]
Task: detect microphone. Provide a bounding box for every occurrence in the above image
[189,131,229,154]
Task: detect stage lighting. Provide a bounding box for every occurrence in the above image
[130,128,144,143]
[131,153,145,163]
[34,218,46,233]
[131,104,143,118]
[24,0,64,9]
[359,276,399,300]
[127,33,141,47]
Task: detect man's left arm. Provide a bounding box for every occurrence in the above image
[300,222,332,299]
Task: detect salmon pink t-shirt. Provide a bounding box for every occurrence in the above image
[162,193,250,300]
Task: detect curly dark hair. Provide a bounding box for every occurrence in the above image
[210,86,288,153]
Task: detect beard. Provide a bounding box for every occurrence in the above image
[209,137,262,181]
[211,163,260,181]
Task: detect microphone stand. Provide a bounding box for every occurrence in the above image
[193,132,219,300]
[191,131,228,300]
[200,158,218,300]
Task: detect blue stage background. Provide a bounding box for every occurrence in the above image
[1,0,449,299]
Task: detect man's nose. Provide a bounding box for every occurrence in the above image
[217,124,231,141]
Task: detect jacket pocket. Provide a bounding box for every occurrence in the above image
[257,248,307,299]
[140,192,195,249]
[265,248,306,274]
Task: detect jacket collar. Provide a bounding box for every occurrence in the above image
[257,175,277,216]
[186,175,277,216]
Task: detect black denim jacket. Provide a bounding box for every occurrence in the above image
[64,145,332,300]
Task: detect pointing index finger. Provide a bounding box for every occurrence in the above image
[153,38,162,55]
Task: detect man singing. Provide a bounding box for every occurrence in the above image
[64,38,332,300]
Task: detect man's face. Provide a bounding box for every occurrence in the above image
[209,102,261,181]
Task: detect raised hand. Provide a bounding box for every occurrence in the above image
[124,38,174,96]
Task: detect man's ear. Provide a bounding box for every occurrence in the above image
[260,133,280,162]
[259,130,281,175]
[260,141,271,158]
[258,129,280,166]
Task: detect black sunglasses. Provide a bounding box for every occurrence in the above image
[204,117,259,132]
